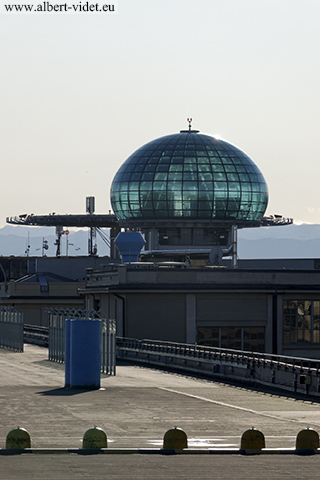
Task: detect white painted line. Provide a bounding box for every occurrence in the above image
[158,387,303,424]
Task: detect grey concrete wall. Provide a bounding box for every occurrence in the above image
[196,293,268,325]
[125,293,186,342]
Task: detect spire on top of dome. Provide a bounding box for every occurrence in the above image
[180,117,199,133]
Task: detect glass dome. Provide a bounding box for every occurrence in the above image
[110,131,268,222]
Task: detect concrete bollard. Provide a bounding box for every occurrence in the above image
[82,426,108,449]
[296,427,319,452]
[163,427,188,449]
[240,427,265,453]
[6,427,31,449]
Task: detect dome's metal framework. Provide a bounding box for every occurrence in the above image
[111,130,268,224]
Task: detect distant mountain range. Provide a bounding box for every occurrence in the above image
[0,223,319,259]
[0,225,110,258]
[238,224,320,259]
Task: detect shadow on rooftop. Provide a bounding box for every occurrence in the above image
[36,387,102,396]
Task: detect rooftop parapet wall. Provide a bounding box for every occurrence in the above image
[84,265,320,291]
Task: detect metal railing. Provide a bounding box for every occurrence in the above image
[48,308,116,375]
[24,325,49,347]
[0,306,24,352]
[116,337,320,396]
[116,337,320,370]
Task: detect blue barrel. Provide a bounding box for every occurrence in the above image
[69,319,101,389]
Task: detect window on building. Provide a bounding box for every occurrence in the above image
[283,300,320,345]
[197,326,265,352]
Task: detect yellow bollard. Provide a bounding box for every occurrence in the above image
[82,426,108,449]
[296,428,319,451]
[163,427,188,449]
[240,427,265,452]
[6,427,31,449]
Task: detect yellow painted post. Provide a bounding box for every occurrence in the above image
[6,427,31,449]
[240,427,265,453]
[163,427,188,449]
[296,428,319,451]
[82,427,108,449]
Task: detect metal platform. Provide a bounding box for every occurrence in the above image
[6,213,118,228]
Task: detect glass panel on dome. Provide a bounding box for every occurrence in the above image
[121,173,131,181]
[214,172,227,181]
[142,200,153,210]
[131,173,142,181]
[156,164,170,172]
[199,181,213,191]
[171,158,184,165]
[198,165,210,172]
[228,182,240,192]
[154,173,168,181]
[140,181,153,190]
[211,164,224,172]
[141,173,154,181]
[219,156,233,164]
[184,164,198,172]
[144,164,157,172]
[173,146,185,155]
[159,157,171,164]
[199,191,213,200]
[214,181,227,190]
[198,202,212,213]
[186,161,198,169]
[227,173,239,182]
[196,151,208,157]
[183,173,197,181]
[197,157,210,164]
[111,183,120,192]
[148,156,160,164]
[169,164,183,172]
[119,191,128,200]
[200,173,213,184]
[129,192,139,201]
[183,182,198,190]
[128,182,139,191]
[168,172,182,181]
[225,165,237,173]
[168,181,182,190]
[153,181,166,190]
[154,201,168,210]
[252,193,261,202]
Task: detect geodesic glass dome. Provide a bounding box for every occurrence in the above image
[110,131,268,222]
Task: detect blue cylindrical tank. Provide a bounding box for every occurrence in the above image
[69,319,101,389]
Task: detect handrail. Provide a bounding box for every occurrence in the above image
[116,337,320,373]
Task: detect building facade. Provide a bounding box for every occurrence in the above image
[82,263,320,359]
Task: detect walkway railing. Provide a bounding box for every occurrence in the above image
[48,309,116,375]
[116,337,320,397]
[0,306,24,352]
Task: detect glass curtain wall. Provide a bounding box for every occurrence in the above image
[283,300,320,344]
[197,326,265,352]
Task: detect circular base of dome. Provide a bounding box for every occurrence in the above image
[118,218,262,229]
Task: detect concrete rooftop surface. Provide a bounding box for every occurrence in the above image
[1,345,320,479]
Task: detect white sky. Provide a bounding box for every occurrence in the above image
[1,0,320,227]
